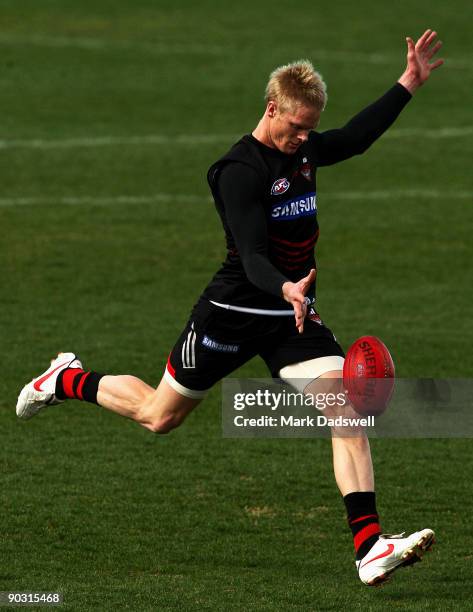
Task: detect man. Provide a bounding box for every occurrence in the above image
[17,30,443,586]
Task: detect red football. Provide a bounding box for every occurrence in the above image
[343,336,395,416]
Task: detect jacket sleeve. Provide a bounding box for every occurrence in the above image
[311,83,412,167]
[218,163,289,297]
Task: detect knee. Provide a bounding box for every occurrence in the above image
[147,414,182,435]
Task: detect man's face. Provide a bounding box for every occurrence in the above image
[268,101,321,154]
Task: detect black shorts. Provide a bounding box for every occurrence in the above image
[165,298,344,397]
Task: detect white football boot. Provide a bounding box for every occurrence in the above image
[16,352,82,420]
[356,529,435,586]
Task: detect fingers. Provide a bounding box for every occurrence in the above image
[430,58,444,71]
[300,268,316,293]
[293,301,306,334]
[408,29,444,75]
[416,30,442,56]
[291,288,309,333]
[416,29,433,49]
[289,269,315,332]
[307,268,316,283]
[426,40,442,59]
[423,30,438,49]
[302,268,316,284]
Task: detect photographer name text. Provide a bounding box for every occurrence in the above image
[233,415,374,428]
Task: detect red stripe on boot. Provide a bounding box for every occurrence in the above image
[61,368,84,398]
[353,522,381,552]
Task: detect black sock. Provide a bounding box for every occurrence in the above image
[56,368,104,404]
[344,492,381,560]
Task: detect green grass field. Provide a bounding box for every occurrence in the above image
[1,1,472,610]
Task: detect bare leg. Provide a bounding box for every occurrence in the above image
[97,374,201,434]
[306,371,375,495]
[331,435,374,496]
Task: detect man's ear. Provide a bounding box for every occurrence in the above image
[267,100,277,118]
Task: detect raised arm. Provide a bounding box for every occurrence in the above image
[312,30,444,167]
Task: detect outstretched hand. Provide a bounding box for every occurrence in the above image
[282,268,316,334]
[398,29,444,94]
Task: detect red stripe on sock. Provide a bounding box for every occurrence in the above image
[76,373,88,401]
[354,522,381,552]
[62,368,84,398]
[349,514,379,525]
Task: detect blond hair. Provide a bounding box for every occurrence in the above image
[265,60,327,112]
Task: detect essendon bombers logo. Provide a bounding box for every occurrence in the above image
[301,163,311,181]
[271,178,290,196]
[290,157,312,182]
